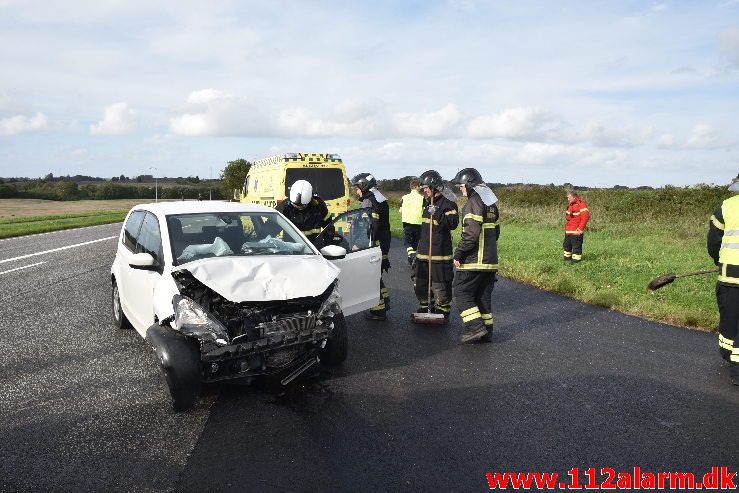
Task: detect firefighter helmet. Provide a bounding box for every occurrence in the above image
[452,168,485,187]
[730,174,739,192]
[350,173,377,193]
[289,180,313,206]
[418,170,445,191]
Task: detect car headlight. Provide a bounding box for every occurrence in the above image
[317,282,342,319]
[172,295,229,346]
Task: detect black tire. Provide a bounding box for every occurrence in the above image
[146,325,202,412]
[321,312,348,366]
[111,280,132,330]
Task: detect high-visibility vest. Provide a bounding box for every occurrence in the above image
[400,190,424,225]
[719,195,739,284]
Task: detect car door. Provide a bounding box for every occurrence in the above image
[117,210,146,329]
[317,208,381,316]
[126,212,164,333]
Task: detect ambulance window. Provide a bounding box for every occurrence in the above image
[285,168,345,200]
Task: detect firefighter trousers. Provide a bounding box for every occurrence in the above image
[370,276,390,314]
[414,260,452,315]
[453,271,496,331]
[716,283,739,379]
[563,234,584,262]
[403,223,421,264]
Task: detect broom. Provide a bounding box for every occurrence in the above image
[412,192,447,324]
[647,268,719,291]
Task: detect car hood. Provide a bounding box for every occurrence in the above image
[171,255,339,302]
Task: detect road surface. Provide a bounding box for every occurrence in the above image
[0,224,736,492]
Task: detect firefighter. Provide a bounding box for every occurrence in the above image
[707,173,739,386]
[351,173,392,321]
[399,178,424,266]
[452,168,500,343]
[563,186,590,263]
[414,170,459,321]
[276,179,333,245]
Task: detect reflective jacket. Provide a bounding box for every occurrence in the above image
[416,194,459,263]
[708,194,739,286]
[400,190,424,225]
[276,195,332,244]
[565,197,590,235]
[360,190,391,270]
[454,190,500,271]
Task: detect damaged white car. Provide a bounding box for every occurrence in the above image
[110,202,381,410]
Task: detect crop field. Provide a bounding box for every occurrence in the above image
[0,198,172,238]
[387,186,732,331]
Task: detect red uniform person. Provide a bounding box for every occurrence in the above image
[563,187,590,263]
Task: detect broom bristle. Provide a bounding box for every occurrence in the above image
[647,273,677,291]
[412,313,447,325]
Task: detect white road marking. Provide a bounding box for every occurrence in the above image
[0,236,117,265]
[0,261,46,275]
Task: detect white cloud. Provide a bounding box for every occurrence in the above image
[0,94,29,114]
[393,104,462,138]
[0,112,48,136]
[170,89,269,137]
[579,120,653,148]
[657,123,727,149]
[467,107,561,140]
[90,102,136,135]
[719,27,739,67]
[685,123,719,148]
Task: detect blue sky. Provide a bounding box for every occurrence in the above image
[0,0,737,186]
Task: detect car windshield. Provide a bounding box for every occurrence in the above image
[167,211,315,265]
[285,168,345,200]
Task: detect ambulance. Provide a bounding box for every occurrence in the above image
[240,153,351,217]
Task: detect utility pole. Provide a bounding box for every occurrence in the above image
[149,166,158,202]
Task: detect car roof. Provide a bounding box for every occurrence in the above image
[132,201,276,216]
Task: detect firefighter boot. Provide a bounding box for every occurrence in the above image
[460,320,488,344]
[364,309,387,321]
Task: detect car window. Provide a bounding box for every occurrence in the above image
[167,211,315,265]
[285,168,345,200]
[135,213,163,264]
[314,208,374,252]
[123,211,146,251]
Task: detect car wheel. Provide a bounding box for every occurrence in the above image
[111,281,131,330]
[146,325,202,412]
[321,312,348,366]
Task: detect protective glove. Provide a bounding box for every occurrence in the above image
[427,205,437,215]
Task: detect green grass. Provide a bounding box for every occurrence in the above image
[0,210,127,239]
[388,198,719,331]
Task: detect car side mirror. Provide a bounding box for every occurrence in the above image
[129,252,158,270]
[320,245,346,260]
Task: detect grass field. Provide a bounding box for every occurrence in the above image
[387,189,723,331]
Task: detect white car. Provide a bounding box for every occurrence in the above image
[110,201,381,410]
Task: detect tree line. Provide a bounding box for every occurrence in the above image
[0,181,224,201]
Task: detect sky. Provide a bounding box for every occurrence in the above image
[0,0,738,187]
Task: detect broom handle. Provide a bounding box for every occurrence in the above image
[675,268,720,279]
[427,193,434,313]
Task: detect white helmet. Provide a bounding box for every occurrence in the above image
[289,180,313,206]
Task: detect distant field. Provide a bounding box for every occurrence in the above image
[0,198,178,238]
[0,199,145,218]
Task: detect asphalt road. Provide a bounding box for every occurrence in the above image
[0,224,737,492]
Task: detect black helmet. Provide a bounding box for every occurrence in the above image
[452,168,484,187]
[350,172,377,193]
[419,170,445,191]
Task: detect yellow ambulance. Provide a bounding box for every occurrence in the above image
[240,153,351,216]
